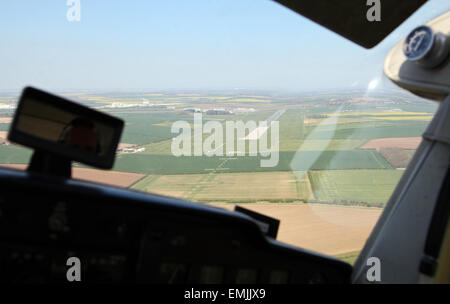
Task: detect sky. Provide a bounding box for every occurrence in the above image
[0,0,449,92]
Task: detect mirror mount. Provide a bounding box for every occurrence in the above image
[27,150,72,178]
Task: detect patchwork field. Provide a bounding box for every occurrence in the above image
[112,149,393,175]
[130,168,401,207]
[0,105,431,207]
[211,203,382,255]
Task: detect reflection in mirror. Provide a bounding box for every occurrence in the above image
[15,98,114,157]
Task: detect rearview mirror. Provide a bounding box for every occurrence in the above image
[8,87,124,170]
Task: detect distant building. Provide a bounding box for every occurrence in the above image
[117,147,146,154]
[183,108,202,113]
[234,107,255,113]
[205,109,233,115]
[126,148,136,153]
[0,137,10,145]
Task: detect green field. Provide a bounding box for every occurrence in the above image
[334,251,360,265]
[289,150,391,171]
[132,171,311,202]
[115,112,192,145]
[308,169,404,205]
[304,120,430,140]
[280,138,367,151]
[0,145,32,164]
[113,149,391,175]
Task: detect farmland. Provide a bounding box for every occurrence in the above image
[379,148,412,168]
[0,145,32,164]
[308,170,404,206]
[114,112,193,145]
[360,137,422,150]
[0,89,438,256]
[212,203,382,255]
[0,91,436,204]
[0,118,12,123]
[112,149,392,175]
[303,120,430,140]
[1,164,145,187]
[0,131,7,140]
[132,171,311,202]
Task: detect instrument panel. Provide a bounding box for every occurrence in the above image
[0,168,352,284]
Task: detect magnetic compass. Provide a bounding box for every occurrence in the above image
[403,25,450,68]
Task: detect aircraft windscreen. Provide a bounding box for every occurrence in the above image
[0,0,449,264]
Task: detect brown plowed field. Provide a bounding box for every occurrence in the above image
[379,147,412,168]
[0,164,144,187]
[210,203,381,255]
[118,143,137,149]
[0,118,12,124]
[360,137,421,150]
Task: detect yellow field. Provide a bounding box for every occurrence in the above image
[195,96,230,100]
[211,203,381,255]
[151,122,174,127]
[326,112,432,117]
[227,98,270,103]
[304,117,373,125]
[132,171,312,202]
[370,116,433,121]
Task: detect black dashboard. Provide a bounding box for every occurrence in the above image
[0,167,352,284]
